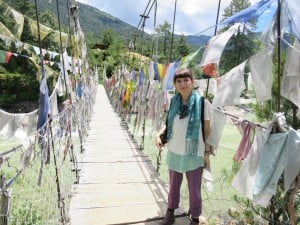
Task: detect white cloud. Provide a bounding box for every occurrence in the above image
[180,0,217,16]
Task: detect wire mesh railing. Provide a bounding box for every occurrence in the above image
[0,88,96,225]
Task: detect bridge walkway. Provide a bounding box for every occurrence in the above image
[69,85,189,225]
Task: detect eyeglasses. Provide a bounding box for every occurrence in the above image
[179,105,189,119]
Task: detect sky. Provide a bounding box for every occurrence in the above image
[76,0,274,36]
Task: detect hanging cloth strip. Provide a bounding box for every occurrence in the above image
[232,128,264,200]
[212,61,247,107]
[253,131,289,207]
[281,39,300,109]
[232,118,256,162]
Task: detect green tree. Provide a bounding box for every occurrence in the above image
[107,36,126,65]
[155,21,172,62]
[101,29,115,48]
[219,0,258,74]
[174,34,190,60]
[223,0,251,22]
[40,10,56,29]
[8,0,35,17]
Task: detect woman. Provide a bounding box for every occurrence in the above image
[156,68,212,225]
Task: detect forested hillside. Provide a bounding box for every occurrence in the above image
[28,0,141,44]
[4,0,209,47]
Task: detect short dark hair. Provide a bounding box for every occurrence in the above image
[173,68,193,83]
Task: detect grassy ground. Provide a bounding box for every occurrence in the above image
[0,132,80,225]
[0,135,21,152]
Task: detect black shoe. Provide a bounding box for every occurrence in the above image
[189,217,199,225]
[159,209,175,225]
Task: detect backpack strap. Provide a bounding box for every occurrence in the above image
[201,96,205,142]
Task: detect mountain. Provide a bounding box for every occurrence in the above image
[29,0,210,47]
[77,2,139,41]
[186,35,210,48]
[76,2,210,47]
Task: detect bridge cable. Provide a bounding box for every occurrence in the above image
[132,0,156,52]
[169,0,177,62]
[205,0,222,98]
[56,0,71,102]
[150,0,158,60]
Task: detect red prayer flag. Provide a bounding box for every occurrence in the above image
[5,51,13,63]
[202,63,218,78]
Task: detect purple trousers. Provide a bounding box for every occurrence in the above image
[167,167,203,217]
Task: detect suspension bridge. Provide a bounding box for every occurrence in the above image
[1,0,299,223]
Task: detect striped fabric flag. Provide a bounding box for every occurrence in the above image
[0,50,13,63]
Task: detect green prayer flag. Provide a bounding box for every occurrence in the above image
[0,50,12,63]
[179,47,201,69]
[0,50,6,63]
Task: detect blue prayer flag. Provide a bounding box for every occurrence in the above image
[222,0,276,24]
[37,69,50,132]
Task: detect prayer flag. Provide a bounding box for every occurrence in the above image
[163,60,180,91]
[76,80,82,98]
[153,62,160,81]
[148,61,154,81]
[200,23,240,67]
[138,67,145,86]
[179,48,201,69]
[221,0,276,24]
[157,63,163,80]
[281,40,300,108]
[37,69,50,132]
[212,61,247,107]
[0,50,13,63]
[162,64,169,79]
[248,49,273,102]
[124,80,132,102]
[282,0,300,41]
[202,63,218,78]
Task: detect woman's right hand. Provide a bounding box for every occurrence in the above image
[155,135,164,150]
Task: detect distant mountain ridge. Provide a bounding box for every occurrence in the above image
[76,1,210,47]
[27,0,210,47]
[76,2,139,41]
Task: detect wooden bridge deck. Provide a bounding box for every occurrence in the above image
[69,85,189,225]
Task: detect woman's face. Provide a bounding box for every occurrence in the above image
[174,76,194,96]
